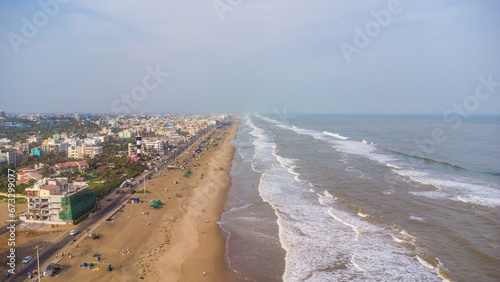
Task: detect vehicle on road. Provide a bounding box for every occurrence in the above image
[69,230,78,235]
[22,256,32,264]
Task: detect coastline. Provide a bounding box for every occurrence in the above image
[11,119,240,281]
[150,120,238,281]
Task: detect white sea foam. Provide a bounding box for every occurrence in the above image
[397,169,500,207]
[256,115,407,171]
[323,131,349,140]
[245,115,443,281]
[391,234,407,244]
[324,190,335,199]
[386,163,401,169]
[410,215,425,222]
[331,141,396,163]
[357,211,368,218]
[351,257,365,272]
[318,192,336,206]
[417,256,436,269]
[328,208,362,241]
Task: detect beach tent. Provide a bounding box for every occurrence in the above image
[149,204,159,208]
[154,201,162,205]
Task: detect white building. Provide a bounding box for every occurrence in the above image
[83,138,100,146]
[68,144,102,159]
[0,148,17,165]
[67,139,82,147]
[26,135,41,144]
[143,139,168,154]
[44,140,69,155]
[21,177,95,224]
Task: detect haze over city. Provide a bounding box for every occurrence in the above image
[1,1,499,115]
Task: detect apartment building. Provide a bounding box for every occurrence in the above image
[21,177,96,224]
[67,144,102,159]
[0,148,16,165]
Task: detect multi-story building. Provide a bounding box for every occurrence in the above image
[21,177,96,224]
[68,144,102,159]
[26,135,41,144]
[128,143,135,156]
[0,148,16,165]
[54,161,89,174]
[67,145,83,159]
[118,131,132,139]
[83,138,100,146]
[97,135,109,143]
[67,139,82,147]
[43,140,69,156]
[30,148,44,159]
[84,145,102,158]
[0,138,14,146]
[15,142,32,154]
[15,153,29,166]
[143,139,168,155]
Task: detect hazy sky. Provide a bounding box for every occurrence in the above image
[1,0,499,115]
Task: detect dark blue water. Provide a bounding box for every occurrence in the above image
[220,114,500,281]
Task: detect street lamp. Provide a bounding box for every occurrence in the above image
[143,175,147,201]
[36,245,41,281]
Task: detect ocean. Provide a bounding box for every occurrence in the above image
[219,114,500,282]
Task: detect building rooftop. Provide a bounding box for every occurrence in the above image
[41,185,59,191]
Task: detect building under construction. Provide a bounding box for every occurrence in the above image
[59,188,97,222]
[22,177,97,225]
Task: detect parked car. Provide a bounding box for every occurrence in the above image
[69,230,78,235]
[22,256,32,264]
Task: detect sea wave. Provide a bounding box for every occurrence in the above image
[398,169,500,207]
[388,149,466,170]
[323,131,349,140]
[239,115,446,281]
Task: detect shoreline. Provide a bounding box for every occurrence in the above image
[17,119,241,281]
[150,121,238,281]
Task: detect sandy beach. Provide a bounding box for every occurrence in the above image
[0,120,238,282]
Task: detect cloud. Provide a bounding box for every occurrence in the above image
[0,0,499,114]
